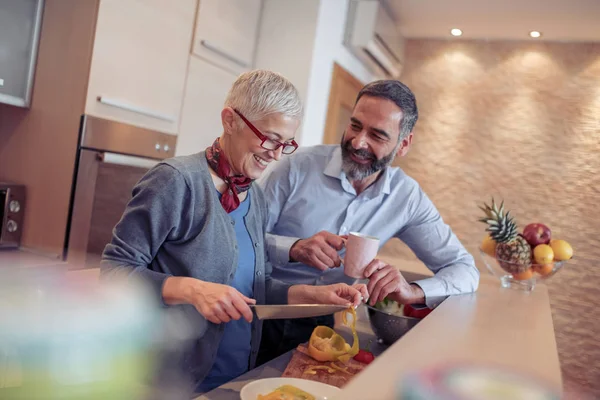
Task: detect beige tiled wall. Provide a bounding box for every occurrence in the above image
[381,39,600,398]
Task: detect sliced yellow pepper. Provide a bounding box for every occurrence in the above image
[329,362,352,375]
[303,365,336,375]
[307,326,348,362]
[341,306,359,361]
[307,307,359,364]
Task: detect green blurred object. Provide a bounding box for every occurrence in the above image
[0,268,162,399]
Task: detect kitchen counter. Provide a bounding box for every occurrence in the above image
[337,266,562,399]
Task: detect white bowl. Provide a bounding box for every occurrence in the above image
[240,377,340,400]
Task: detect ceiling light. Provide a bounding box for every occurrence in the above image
[529,31,542,38]
[450,28,463,37]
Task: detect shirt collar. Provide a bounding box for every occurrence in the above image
[323,147,392,196]
[324,147,344,179]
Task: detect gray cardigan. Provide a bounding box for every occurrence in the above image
[101,151,291,387]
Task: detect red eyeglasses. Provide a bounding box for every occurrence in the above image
[234,109,298,155]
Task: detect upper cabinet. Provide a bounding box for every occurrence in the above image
[192,0,262,75]
[0,0,44,108]
[84,0,197,135]
[176,56,237,156]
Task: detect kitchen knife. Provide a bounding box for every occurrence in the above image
[249,304,350,320]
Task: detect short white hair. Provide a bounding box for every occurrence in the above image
[224,70,303,123]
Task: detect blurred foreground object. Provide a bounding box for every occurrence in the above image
[400,363,561,399]
[0,268,193,399]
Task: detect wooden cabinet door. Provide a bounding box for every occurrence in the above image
[85,0,197,135]
[323,63,365,144]
[192,0,262,74]
[175,55,237,156]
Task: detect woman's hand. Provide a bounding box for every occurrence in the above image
[288,283,368,308]
[163,277,256,324]
[352,283,369,303]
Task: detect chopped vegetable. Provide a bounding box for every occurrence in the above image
[258,384,315,400]
[374,297,405,316]
[307,307,359,363]
[307,326,349,362]
[303,365,336,375]
[340,307,359,362]
[375,297,433,319]
[353,339,375,364]
[404,304,433,319]
[330,362,352,375]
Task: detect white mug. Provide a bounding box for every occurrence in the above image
[343,232,380,278]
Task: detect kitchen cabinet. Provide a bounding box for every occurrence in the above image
[175,55,237,156]
[192,0,262,75]
[84,0,196,135]
[0,0,44,107]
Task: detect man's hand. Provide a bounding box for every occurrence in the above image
[289,231,346,270]
[288,283,366,308]
[363,260,425,306]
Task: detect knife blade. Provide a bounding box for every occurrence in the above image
[249,304,350,320]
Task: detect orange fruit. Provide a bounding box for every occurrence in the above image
[512,268,533,281]
[481,235,497,257]
[533,263,554,276]
[549,239,573,261]
[533,244,554,265]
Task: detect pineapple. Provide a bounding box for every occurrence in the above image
[479,199,532,273]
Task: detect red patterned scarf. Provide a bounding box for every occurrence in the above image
[205,138,253,213]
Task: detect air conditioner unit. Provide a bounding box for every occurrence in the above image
[344,0,404,78]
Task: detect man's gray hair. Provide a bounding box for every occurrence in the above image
[355,80,418,140]
[224,70,303,123]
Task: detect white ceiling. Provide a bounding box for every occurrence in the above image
[382,0,600,42]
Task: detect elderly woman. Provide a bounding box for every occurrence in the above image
[101,70,366,393]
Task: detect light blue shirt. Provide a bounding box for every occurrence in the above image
[198,192,255,392]
[258,145,479,308]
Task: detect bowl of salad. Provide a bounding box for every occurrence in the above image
[366,298,430,345]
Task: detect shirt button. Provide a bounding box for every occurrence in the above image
[231,220,235,225]
[256,271,262,277]
[254,242,260,248]
[320,276,325,281]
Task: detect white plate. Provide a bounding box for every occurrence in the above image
[240,377,341,400]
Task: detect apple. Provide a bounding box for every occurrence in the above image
[522,223,551,247]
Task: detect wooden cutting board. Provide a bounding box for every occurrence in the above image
[281,344,367,388]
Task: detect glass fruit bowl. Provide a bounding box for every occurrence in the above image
[478,248,568,291]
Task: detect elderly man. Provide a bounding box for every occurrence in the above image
[256,79,479,365]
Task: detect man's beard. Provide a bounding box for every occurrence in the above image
[340,136,397,181]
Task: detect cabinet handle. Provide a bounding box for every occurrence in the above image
[97,96,176,122]
[199,40,249,68]
[99,152,160,169]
